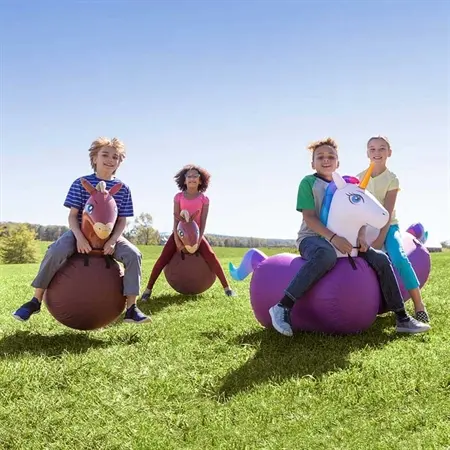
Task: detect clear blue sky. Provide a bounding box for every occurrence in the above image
[1,0,449,245]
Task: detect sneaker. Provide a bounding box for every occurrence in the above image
[123,304,151,324]
[139,289,152,302]
[415,310,430,323]
[269,304,293,336]
[224,287,237,297]
[12,298,41,322]
[396,316,431,334]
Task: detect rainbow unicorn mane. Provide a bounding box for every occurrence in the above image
[320,176,360,227]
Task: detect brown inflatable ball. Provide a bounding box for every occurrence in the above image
[44,253,126,330]
[163,251,216,295]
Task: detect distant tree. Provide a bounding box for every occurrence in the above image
[129,213,160,245]
[441,240,450,249]
[0,224,39,264]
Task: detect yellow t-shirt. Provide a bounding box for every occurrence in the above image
[356,167,400,225]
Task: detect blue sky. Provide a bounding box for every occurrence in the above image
[1,0,449,245]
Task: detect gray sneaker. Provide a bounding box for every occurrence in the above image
[139,289,152,302]
[396,316,431,334]
[269,304,293,336]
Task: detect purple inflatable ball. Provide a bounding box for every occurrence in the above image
[250,253,382,335]
[378,232,431,314]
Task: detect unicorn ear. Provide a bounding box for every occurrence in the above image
[332,172,347,189]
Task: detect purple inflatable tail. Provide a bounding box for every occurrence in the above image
[228,248,267,281]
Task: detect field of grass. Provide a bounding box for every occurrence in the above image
[0,242,449,450]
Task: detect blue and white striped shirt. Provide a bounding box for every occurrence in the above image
[64,173,134,223]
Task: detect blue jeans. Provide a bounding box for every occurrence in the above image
[284,236,405,313]
[385,224,420,290]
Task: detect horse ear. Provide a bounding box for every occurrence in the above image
[108,183,123,196]
[174,212,184,222]
[80,178,96,194]
[332,172,347,189]
[191,210,200,221]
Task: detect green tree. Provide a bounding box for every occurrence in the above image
[0,224,39,264]
[129,213,160,245]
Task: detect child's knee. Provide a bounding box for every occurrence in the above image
[314,247,337,270]
[122,246,142,266]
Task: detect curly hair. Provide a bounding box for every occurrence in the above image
[174,164,211,193]
[307,137,338,158]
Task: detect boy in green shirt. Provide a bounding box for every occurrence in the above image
[269,138,430,337]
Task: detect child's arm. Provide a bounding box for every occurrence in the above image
[68,207,92,253]
[109,217,127,242]
[173,197,184,249]
[375,189,398,246]
[302,210,353,254]
[199,203,209,239]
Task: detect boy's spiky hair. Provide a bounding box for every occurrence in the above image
[307,137,338,157]
[367,135,391,150]
[89,137,126,171]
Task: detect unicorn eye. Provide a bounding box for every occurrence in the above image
[347,193,364,204]
[84,203,94,214]
[178,230,184,237]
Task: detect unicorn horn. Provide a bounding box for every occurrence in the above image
[359,162,374,189]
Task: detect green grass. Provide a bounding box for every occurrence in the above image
[0,242,449,449]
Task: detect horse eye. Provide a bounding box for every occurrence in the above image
[85,203,94,213]
[178,230,184,237]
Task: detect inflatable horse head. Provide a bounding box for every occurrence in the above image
[174,209,201,254]
[320,163,389,257]
[80,178,123,250]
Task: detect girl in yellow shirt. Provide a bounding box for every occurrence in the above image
[357,136,429,323]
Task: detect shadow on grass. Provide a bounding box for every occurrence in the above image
[217,315,409,401]
[138,293,202,315]
[0,330,111,358]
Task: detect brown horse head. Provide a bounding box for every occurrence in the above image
[80,178,123,250]
[174,209,201,253]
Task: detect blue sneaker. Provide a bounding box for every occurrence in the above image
[123,304,151,324]
[12,298,41,322]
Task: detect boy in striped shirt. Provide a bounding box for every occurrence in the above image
[13,137,150,324]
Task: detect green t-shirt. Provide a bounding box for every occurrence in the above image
[296,173,331,247]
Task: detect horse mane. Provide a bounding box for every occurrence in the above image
[180,210,190,222]
[320,175,360,226]
[95,181,107,193]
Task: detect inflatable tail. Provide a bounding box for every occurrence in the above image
[228,248,267,281]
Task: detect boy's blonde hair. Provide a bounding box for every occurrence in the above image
[307,137,338,159]
[89,137,126,171]
[367,135,391,150]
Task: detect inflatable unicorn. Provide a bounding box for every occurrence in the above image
[229,165,431,335]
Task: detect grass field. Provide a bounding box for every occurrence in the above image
[0,242,449,450]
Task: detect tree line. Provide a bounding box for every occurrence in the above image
[0,212,297,250]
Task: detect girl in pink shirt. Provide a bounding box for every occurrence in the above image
[140,164,236,299]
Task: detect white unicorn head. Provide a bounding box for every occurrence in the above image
[321,164,389,257]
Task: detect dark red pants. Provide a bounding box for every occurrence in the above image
[146,234,229,290]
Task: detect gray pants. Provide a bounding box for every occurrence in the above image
[32,230,142,296]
